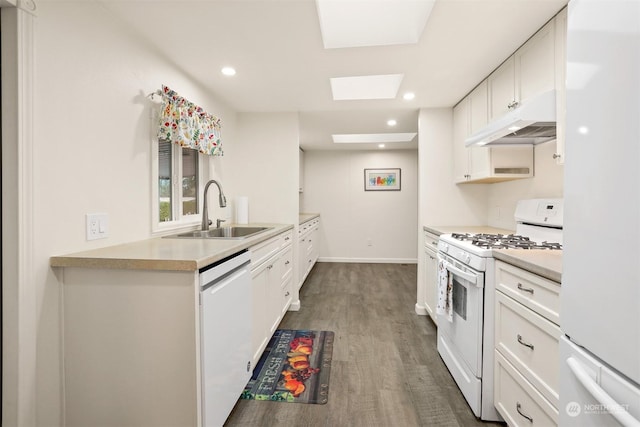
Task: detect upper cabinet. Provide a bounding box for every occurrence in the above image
[454,7,567,183]
[553,7,568,165]
[489,19,556,121]
[454,84,533,184]
[516,20,556,104]
[299,147,304,193]
[488,57,517,121]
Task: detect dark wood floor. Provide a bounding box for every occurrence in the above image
[225,262,504,427]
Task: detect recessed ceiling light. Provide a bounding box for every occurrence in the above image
[221,67,236,76]
[403,92,415,101]
[332,133,417,144]
[387,119,397,127]
[378,144,385,149]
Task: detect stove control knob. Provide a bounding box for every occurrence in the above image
[442,243,449,252]
[464,254,471,264]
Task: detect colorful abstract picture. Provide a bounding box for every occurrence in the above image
[364,168,401,191]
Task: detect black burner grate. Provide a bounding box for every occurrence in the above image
[452,233,561,250]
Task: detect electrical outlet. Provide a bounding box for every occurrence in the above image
[367,238,373,247]
[86,213,109,240]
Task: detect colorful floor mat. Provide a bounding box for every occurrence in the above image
[240,329,334,404]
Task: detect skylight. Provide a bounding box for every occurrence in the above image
[332,133,417,144]
[316,0,435,49]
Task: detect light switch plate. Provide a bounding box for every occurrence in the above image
[86,213,108,240]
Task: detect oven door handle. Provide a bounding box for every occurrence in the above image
[445,263,481,288]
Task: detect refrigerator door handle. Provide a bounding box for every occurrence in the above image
[567,357,640,427]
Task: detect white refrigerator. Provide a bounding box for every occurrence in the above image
[560,1,640,426]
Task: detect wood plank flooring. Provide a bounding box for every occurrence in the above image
[225,262,504,427]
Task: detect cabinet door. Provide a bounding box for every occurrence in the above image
[554,7,567,165]
[299,148,304,192]
[453,98,471,183]
[424,245,438,324]
[488,57,516,120]
[469,80,488,135]
[515,20,556,104]
[251,264,270,366]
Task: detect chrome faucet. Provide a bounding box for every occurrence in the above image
[201,179,227,231]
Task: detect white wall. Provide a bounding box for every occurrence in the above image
[487,140,564,230]
[418,108,489,227]
[31,3,237,425]
[301,149,418,263]
[224,112,299,226]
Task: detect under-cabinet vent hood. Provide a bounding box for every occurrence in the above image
[465,90,557,147]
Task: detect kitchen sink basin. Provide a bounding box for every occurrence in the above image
[166,226,272,240]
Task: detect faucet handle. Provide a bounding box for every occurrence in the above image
[216,219,226,228]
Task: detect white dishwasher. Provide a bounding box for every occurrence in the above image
[199,250,252,427]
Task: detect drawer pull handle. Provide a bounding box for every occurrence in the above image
[517,283,534,294]
[285,260,290,265]
[517,334,535,350]
[431,241,437,246]
[429,255,435,260]
[516,402,533,422]
[285,291,290,297]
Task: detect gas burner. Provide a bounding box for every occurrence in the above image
[452,232,561,250]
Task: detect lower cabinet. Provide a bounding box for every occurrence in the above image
[250,230,294,367]
[298,217,320,289]
[423,230,439,324]
[494,260,561,426]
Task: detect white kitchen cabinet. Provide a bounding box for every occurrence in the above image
[469,80,489,135]
[488,18,556,122]
[299,147,305,192]
[453,96,534,184]
[515,20,556,105]
[553,7,567,165]
[250,230,294,367]
[488,57,516,121]
[494,260,561,426]
[298,217,320,289]
[423,230,439,324]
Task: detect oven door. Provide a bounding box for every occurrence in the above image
[436,251,485,377]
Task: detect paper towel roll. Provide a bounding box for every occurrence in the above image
[235,196,249,224]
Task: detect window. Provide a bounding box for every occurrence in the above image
[153,139,208,232]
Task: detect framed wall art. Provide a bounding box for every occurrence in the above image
[364,168,401,191]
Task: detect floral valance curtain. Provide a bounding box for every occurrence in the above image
[156,85,223,156]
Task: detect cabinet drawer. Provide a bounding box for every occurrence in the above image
[424,230,439,251]
[495,260,560,325]
[280,230,294,248]
[280,247,293,282]
[495,290,561,407]
[495,351,558,427]
[250,235,280,269]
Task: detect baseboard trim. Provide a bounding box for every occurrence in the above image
[318,257,417,264]
[414,303,428,316]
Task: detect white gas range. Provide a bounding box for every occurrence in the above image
[436,199,563,421]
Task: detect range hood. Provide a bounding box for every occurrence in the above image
[465,90,557,147]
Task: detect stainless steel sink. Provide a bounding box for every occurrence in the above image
[165,226,272,240]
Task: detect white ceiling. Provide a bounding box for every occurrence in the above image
[72,0,568,151]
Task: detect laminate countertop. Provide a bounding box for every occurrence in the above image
[50,223,294,272]
[492,249,562,283]
[299,213,320,224]
[423,225,514,236]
